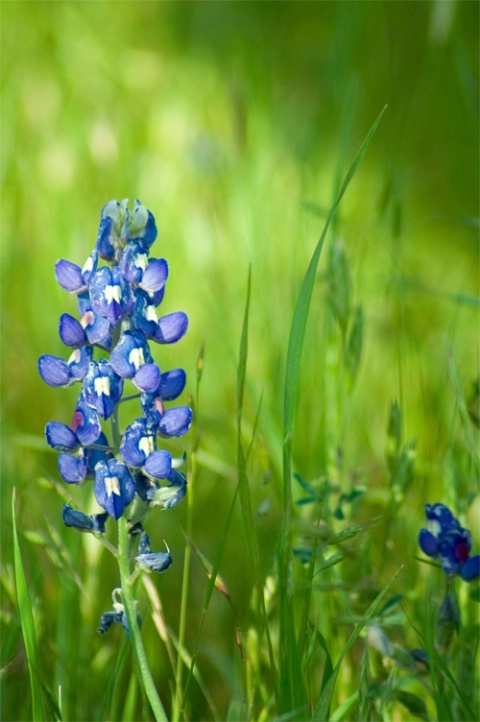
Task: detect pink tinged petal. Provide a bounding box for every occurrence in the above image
[158,407,193,438]
[139,259,169,293]
[55,259,86,293]
[143,450,172,479]
[153,312,188,344]
[133,363,161,393]
[59,313,87,347]
[45,422,79,452]
[38,355,73,387]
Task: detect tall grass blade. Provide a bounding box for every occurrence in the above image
[311,567,401,721]
[279,106,387,716]
[12,488,46,722]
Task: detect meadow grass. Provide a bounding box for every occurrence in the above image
[1,3,479,721]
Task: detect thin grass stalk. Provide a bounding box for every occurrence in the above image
[279,106,387,716]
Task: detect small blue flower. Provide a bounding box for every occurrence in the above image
[110,330,160,392]
[120,417,157,468]
[94,459,136,520]
[57,431,110,484]
[135,531,172,573]
[83,359,124,419]
[419,503,479,580]
[59,313,87,348]
[89,266,133,327]
[62,504,108,533]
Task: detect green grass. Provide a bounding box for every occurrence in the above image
[1,2,479,721]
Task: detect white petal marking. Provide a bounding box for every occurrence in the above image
[105,476,121,496]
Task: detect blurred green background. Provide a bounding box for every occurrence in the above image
[1,1,479,720]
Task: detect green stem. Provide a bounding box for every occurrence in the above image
[117,516,168,722]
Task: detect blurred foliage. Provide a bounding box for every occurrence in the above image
[1,1,479,720]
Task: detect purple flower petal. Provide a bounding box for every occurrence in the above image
[55,259,86,293]
[71,396,102,446]
[58,454,88,484]
[119,241,148,283]
[62,505,96,531]
[45,422,79,452]
[143,450,172,480]
[158,368,186,400]
[96,216,116,261]
[133,363,161,393]
[94,459,136,520]
[461,554,480,582]
[158,406,192,438]
[139,259,168,293]
[153,312,188,344]
[120,418,155,468]
[38,355,73,387]
[418,529,438,558]
[136,551,172,573]
[67,346,93,380]
[59,313,87,347]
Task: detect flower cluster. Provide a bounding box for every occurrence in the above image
[418,503,480,581]
[39,199,192,524]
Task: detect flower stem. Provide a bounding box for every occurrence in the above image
[117,515,168,722]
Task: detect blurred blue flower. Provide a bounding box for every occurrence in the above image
[419,503,480,581]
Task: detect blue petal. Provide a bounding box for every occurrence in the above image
[158,368,186,400]
[82,310,112,347]
[143,450,172,479]
[110,331,140,378]
[158,406,192,438]
[62,504,95,531]
[81,249,98,285]
[96,216,116,261]
[67,346,93,380]
[55,259,86,293]
[58,454,87,484]
[45,422,79,452]
[133,363,161,393]
[59,313,87,347]
[97,610,123,635]
[89,267,124,326]
[153,312,188,344]
[72,395,102,446]
[461,555,480,581]
[418,529,438,558]
[120,419,154,467]
[38,355,73,387]
[119,241,149,283]
[136,551,172,573]
[139,259,168,293]
[138,531,151,554]
[94,460,136,519]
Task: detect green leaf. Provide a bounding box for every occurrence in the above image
[12,488,46,722]
[357,643,370,721]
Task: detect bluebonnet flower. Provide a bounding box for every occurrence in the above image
[418,503,480,581]
[62,504,108,533]
[39,199,192,628]
[135,531,173,573]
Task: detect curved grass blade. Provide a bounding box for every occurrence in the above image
[311,566,401,721]
[279,105,387,716]
[12,488,46,722]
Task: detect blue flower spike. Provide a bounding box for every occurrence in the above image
[40,198,192,636]
[419,503,480,581]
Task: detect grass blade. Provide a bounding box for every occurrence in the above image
[12,488,46,722]
[279,106,387,716]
